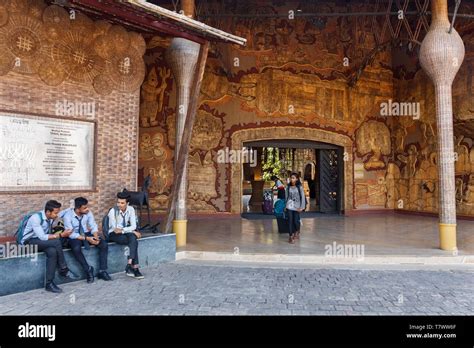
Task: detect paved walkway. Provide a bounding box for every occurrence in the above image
[0,261,473,315]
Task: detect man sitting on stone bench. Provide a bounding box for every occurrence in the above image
[61,197,112,283]
[20,200,77,293]
[107,192,144,279]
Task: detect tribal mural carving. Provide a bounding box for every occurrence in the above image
[188,152,218,202]
[166,109,223,151]
[189,111,223,151]
[139,131,171,162]
[137,0,474,217]
[355,120,391,170]
[140,66,171,127]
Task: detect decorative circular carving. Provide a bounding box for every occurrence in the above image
[50,31,105,83]
[0,14,45,74]
[0,4,145,94]
[28,0,46,19]
[107,47,145,92]
[108,25,130,53]
[69,11,94,44]
[92,34,113,59]
[129,31,146,56]
[38,55,66,86]
[7,27,41,58]
[92,73,114,96]
[43,5,70,35]
[93,19,111,38]
[8,0,28,14]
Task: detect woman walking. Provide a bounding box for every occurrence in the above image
[285,172,305,244]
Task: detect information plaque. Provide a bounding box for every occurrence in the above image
[0,112,95,192]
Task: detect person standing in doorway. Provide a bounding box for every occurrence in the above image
[286,172,305,244]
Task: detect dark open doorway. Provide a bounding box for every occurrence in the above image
[241,139,344,216]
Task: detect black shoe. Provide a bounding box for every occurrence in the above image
[133,268,144,280]
[45,282,63,293]
[86,266,95,283]
[125,264,134,277]
[59,268,80,281]
[98,271,112,281]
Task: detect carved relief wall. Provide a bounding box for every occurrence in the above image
[386,15,474,217]
[137,0,397,214]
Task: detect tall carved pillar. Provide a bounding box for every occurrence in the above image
[165,38,200,246]
[419,0,465,251]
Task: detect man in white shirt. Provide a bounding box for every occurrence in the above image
[107,192,144,279]
[20,200,76,293]
[61,197,112,283]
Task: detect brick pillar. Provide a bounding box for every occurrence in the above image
[419,0,465,251]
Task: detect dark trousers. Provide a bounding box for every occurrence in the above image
[66,238,108,272]
[108,232,139,265]
[26,238,67,283]
[287,209,301,236]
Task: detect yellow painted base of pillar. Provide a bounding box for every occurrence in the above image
[173,219,187,247]
[439,223,457,251]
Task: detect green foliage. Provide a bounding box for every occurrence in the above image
[262,147,283,181]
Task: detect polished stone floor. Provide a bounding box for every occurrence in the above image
[182,214,474,256]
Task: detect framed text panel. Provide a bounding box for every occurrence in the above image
[0,111,96,192]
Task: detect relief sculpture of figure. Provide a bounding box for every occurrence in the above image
[140,66,171,127]
[454,135,470,174]
[463,174,474,204]
[398,145,418,179]
[356,120,391,170]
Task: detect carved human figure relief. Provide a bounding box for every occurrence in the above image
[140,66,170,127]
[356,120,391,170]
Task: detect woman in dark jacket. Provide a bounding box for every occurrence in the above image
[285,172,305,244]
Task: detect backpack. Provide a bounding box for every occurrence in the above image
[15,212,43,245]
[101,206,119,242]
[274,199,286,219]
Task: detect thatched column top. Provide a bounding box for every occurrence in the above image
[419,0,465,85]
[165,38,201,88]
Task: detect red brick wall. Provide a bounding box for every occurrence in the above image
[0,72,139,237]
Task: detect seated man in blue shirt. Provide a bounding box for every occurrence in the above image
[20,200,76,293]
[107,192,144,279]
[61,197,112,283]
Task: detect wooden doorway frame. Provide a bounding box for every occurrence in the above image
[230,127,354,214]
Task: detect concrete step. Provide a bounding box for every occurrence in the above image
[0,234,176,296]
[177,250,474,266]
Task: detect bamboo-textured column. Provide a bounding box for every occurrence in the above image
[419,0,465,251]
[165,38,200,246]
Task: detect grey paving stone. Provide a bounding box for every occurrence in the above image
[0,261,472,316]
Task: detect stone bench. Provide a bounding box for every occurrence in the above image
[0,233,176,296]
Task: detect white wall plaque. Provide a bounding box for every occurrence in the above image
[0,112,95,192]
